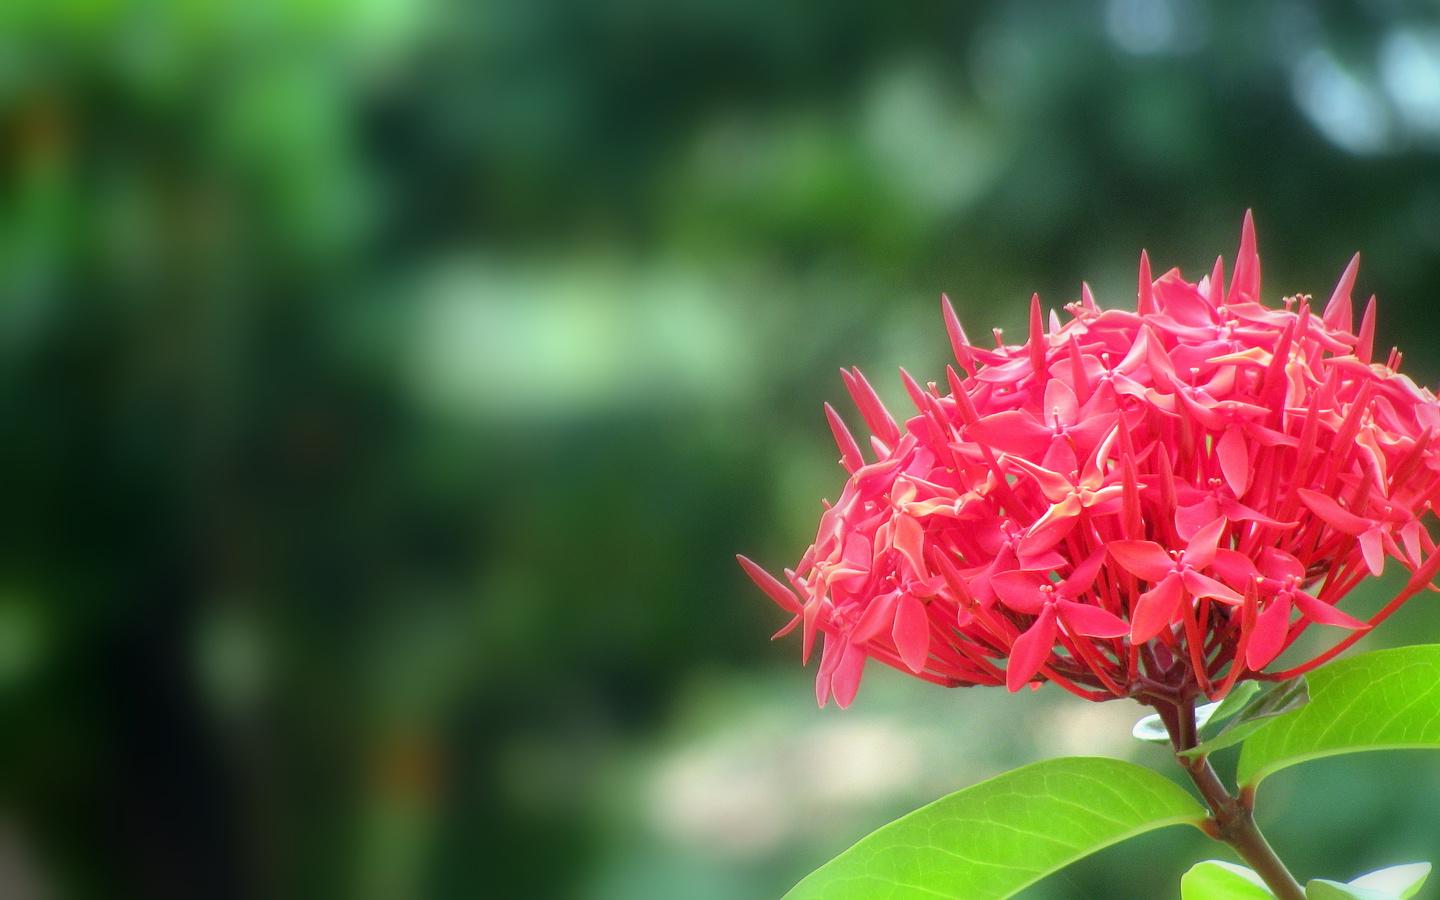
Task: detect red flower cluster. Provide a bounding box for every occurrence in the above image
[740,214,1440,708]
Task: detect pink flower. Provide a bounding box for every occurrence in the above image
[739,213,1440,708]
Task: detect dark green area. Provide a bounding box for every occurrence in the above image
[4,1,1440,898]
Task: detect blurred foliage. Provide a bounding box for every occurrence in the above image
[4,1,1440,898]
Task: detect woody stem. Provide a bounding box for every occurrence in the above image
[1157,696,1304,900]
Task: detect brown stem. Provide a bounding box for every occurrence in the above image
[1159,697,1305,900]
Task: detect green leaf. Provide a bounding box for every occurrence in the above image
[1133,711,1171,742]
[1134,682,1265,746]
[1207,681,1264,730]
[1179,677,1309,759]
[1180,860,1275,899]
[1306,879,1393,900]
[1237,645,1440,788]
[1349,863,1431,899]
[1305,862,1432,900]
[784,757,1207,900]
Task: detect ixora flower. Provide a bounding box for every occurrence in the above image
[739,213,1440,710]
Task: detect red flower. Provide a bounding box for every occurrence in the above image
[739,213,1440,708]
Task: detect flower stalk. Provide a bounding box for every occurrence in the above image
[1156,694,1305,900]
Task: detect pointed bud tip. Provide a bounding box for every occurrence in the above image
[1137,250,1155,313]
[1240,210,1256,244]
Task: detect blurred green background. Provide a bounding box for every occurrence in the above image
[5,1,1440,898]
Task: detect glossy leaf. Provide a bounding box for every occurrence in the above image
[1237,646,1440,788]
[1306,880,1392,900]
[1181,860,1275,899]
[1135,681,1265,746]
[1349,863,1431,899]
[1179,677,1309,759]
[1133,710,1172,743]
[1208,680,1263,727]
[784,757,1206,900]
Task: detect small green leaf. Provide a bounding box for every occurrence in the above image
[1206,681,1263,731]
[1135,682,1269,748]
[1349,862,1431,899]
[1134,683,1263,745]
[1298,863,1431,899]
[1133,711,1171,742]
[1306,879,1393,900]
[1237,645,1440,788]
[1180,860,1275,899]
[784,757,1206,900]
[1180,677,1309,759]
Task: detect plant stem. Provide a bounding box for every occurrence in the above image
[1160,696,1305,900]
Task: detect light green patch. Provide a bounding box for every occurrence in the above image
[785,756,1206,900]
[1237,646,1440,788]
[1180,860,1274,899]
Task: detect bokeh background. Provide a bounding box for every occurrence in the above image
[5,1,1440,898]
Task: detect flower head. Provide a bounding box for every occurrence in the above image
[740,213,1440,708]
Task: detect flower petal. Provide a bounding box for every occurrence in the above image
[1175,497,1221,543]
[1043,378,1079,427]
[1130,573,1185,643]
[891,513,929,579]
[1216,425,1251,496]
[1060,550,1107,597]
[1057,598,1129,638]
[1020,496,1082,555]
[1219,498,1295,529]
[1108,540,1174,582]
[1182,517,1227,570]
[1004,454,1075,502]
[1297,488,1371,536]
[1015,545,1068,572]
[1291,591,1368,630]
[1040,439,1079,477]
[1402,520,1425,568]
[966,410,1052,459]
[1209,548,1259,588]
[1006,604,1057,692]
[991,571,1047,614]
[1183,570,1243,604]
[850,590,900,645]
[1257,547,1304,584]
[815,631,843,707]
[892,593,931,673]
[831,640,868,709]
[1246,593,1292,670]
[1359,527,1386,577]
